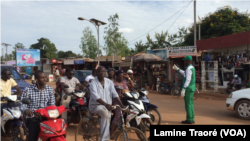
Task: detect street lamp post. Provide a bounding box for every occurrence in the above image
[78,17,106,66]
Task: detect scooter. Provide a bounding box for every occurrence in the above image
[114,86,152,138]
[21,98,68,141]
[138,88,161,126]
[1,95,24,141]
[63,85,89,125]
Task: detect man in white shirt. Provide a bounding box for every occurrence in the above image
[60,68,83,122]
[89,66,125,141]
[54,68,60,81]
[84,69,97,85]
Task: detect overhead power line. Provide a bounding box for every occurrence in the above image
[128,0,193,44]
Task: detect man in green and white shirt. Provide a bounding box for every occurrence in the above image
[173,55,196,124]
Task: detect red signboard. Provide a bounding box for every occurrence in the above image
[52,59,57,63]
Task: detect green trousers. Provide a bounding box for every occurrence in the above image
[184,91,195,122]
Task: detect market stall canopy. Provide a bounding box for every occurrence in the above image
[133,54,162,62]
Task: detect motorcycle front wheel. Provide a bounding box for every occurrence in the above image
[147,108,161,126]
[10,126,24,141]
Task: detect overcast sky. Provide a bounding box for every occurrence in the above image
[1,0,250,57]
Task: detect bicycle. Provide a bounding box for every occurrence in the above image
[75,105,147,141]
[171,83,199,100]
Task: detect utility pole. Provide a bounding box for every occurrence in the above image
[194,0,196,46]
[1,43,11,61]
[2,48,4,61]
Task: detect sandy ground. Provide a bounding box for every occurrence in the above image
[2,80,249,141]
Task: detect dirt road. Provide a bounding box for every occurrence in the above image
[2,81,249,141]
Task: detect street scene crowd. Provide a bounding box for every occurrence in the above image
[1,1,250,141]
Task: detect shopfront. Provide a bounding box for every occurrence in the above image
[197,31,250,90]
[74,59,85,70]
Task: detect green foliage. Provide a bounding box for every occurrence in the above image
[183,5,250,46]
[103,13,130,57]
[30,38,48,58]
[79,26,98,59]
[44,40,58,59]
[12,42,25,60]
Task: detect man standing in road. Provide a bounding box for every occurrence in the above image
[172,55,196,124]
[89,66,125,141]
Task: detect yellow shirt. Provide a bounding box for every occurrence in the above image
[1,78,17,97]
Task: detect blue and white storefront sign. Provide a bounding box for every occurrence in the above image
[74,60,85,64]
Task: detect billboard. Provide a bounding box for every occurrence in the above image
[16,49,40,66]
[145,49,167,60]
[167,46,197,57]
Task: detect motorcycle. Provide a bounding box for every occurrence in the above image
[1,95,24,141]
[21,98,68,141]
[225,82,240,94]
[114,86,152,138]
[157,81,173,94]
[138,88,161,126]
[63,85,89,125]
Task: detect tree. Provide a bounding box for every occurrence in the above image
[43,40,58,59]
[103,13,130,57]
[58,50,65,58]
[183,5,250,46]
[30,38,48,58]
[79,26,98,59]
[12,42,25,60]
[145,31,173,50]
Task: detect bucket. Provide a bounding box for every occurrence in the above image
[146,86,150,90]
[49,74,54,82]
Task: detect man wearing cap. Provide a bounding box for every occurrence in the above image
[172,55,196,124]
[231,74,242,90]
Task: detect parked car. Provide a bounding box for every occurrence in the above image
[73,70,92,84]
[0,65,30,93]
[226,88,250,120]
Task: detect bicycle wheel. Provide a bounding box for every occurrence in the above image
[115,127,147,141]
[193,88,199,100]
[75,119,99,141]
[171,86,180,98]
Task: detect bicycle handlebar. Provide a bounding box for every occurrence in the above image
[111,105,129,111]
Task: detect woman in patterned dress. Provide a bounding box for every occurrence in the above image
[110,70,130,138]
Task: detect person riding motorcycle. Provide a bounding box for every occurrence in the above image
[60,68,84,123]
[1,69,22,138]
[225,74,242,94]
[20,70,55,141]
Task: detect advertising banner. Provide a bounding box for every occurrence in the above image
[145,49,167,60]
[74,60,85,64]
[16,49,40,66]
[95,56,122,62]
[168,46,197,57]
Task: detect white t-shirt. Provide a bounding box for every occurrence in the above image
[85,75,95,82]
[60,76,80,95]
[55,70,59,75]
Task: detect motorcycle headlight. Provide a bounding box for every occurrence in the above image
[74,92,85,98]
[48,109,59,118]
[132,92,139,99]
[12,110,21,118]
[228,93,233,98]
[44,129,54,134]
[142,90,148,95]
